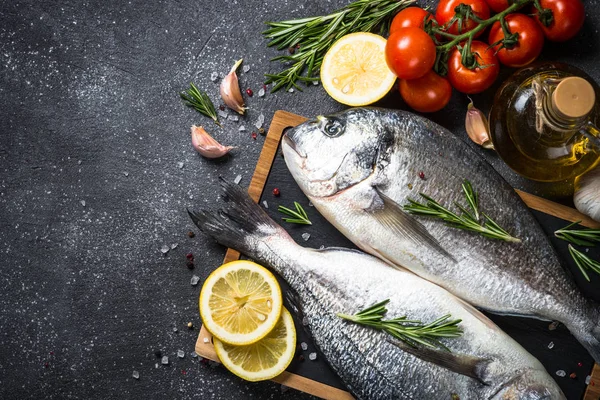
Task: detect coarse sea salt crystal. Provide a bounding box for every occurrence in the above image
[218,109,228,119]
[191,275,200,286]
[254,114,265,129]
[238,125,246,132]
[288,88,295,93]
[555,370,566,377]
[170,243,178,250]
[300,342,308,351]
[586,375,592,385]
[177,162,184,169]
[177,350,185,358]
[548,321,559,331]
[228,114,239,122]
[203,337,210,344]
[132,370,140,379]
[80,200,86,207]
[160,245,170,254]
[191,352,198,358]
[234,174,242,184]
[258,87,265,97]
[302,233,311,241]
[262,200,268,209]
[161,356,169,365]
[302,316,309,326]
[242,65,250,73]
[547,341,554,349]
[312,81,319,86]
[308,352,317,361]
[210,72,219,82]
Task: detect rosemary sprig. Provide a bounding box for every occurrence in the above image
[337,299,463,350]
[568,245,600,282]
[180,83,220,126]
[263,0,415,92]
[404,180,520,243]
[555,221,600,247]
[278,202,312,225]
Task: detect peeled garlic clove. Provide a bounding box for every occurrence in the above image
[220,59,247,115]
[191,125,233,159]
[465,100,494,150]
[574,166,600,222]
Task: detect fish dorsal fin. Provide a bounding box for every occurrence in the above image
[369,188,456,262]
[387,339,491,385]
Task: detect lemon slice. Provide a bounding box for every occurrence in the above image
[214,307,296,382]
[200,260,283,345]
[321,32,396,106]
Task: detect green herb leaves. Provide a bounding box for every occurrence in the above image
[263,0,414,92]
[404,180,520,242]
[555,221,600,282]
[180,83,220,126]
[278,202,312,225]
[337,299,462,350]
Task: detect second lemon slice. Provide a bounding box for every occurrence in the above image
[321,32,396,106]
[200,260,282,345]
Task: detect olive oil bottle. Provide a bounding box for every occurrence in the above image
[489,62,600,182]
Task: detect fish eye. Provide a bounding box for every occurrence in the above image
[320,117,345,138]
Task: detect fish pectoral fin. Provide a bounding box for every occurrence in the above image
[387,338,491,385]
[369,188,456,263]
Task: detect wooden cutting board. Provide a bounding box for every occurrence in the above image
[195,110,600,400]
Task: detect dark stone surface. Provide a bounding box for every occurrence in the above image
[1,0,599,399]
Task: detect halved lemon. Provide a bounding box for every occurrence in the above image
[214,307,296,382]
[199,260,283,346]
[321,32,396,106]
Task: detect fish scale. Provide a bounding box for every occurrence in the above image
[282,107,600,363]
[189,180,565,399]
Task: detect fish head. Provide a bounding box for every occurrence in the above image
[490,369,565,400]
[282,108,394,198]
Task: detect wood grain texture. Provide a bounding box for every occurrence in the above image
[196,110,599,400]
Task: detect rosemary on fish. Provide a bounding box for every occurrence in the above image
[404,180,520,243]
[278,202,312,225]
[568,245,600,282]
[262,0,414,92]
[554,221,600,247]
[180,83,221,126]
[337,299,463,350]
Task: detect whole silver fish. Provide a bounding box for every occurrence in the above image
[189,180,564,400]
[282,107,600,362]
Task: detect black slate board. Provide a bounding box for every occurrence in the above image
[257,141,600,400]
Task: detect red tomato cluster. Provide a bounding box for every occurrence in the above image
[384,0,585,112]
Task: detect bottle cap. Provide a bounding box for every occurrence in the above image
[552,77,595,119]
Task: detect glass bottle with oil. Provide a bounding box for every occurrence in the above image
[489,62,600,182]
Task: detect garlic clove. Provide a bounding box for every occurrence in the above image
[465,99,494,150]
[574,166,600,222]
[191,125,234,159]
[220,59,247,115]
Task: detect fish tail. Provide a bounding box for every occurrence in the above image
[567,307,600,363]
[187,177,290,259]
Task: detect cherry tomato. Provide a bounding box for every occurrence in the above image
[534,0,585,42]
[390,7,434,34]
[435,0,490,37]
[385,27,436,80]
[489,14,544,67]
[484,0,509,13]
[447,40,500,94]
[399,70,453,113]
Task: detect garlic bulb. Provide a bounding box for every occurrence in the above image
[191,125,233,159]
[220,59,247,115]
[465,99,494,150]
[574,166,600,222]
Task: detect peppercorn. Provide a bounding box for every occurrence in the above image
[569,372,577,379]
[418,171,425,180]
[186,253,194,260]
[288,47,295,54]
[273,188,280,197]
[258,128,265,135]
[246,88,253,97]
[298,354,305,362]
[187,322,193,329]
[186,261,195,270]
[187,231,195,238]
[251,132,257,140]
